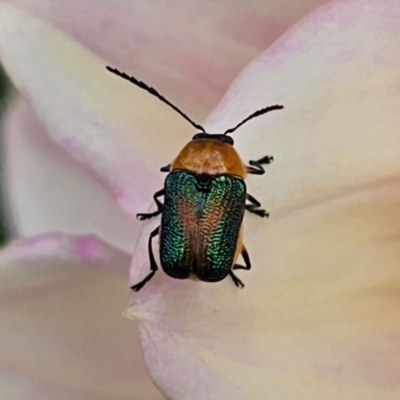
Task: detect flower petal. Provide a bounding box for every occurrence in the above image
[204,0,400,216]
[0,4,192,216]
[135,186,400,400]
[0,232,163,399]
[3,97,141,251]
[4,0,331,119]
[127,0,400,398]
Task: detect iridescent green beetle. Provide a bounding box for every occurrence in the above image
[107,66,283,291]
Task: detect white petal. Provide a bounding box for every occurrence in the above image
[3,98,139,252]
[0,232,163,399]
[0,4,191,216]
[204,2,400,216]
[4,0,331,119]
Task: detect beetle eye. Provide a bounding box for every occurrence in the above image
[192,133,206,140]
[220,135,234,145]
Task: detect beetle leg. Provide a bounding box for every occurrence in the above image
[137,189,165,220]
[246,155,274,175]
[230,245,251,288]
[233,245,252,271]
[130,226,160,292]
[229,271,245,288]
[160,164,171,172]
[245,193,269,218]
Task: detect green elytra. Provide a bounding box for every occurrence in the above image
[160,171,246,282]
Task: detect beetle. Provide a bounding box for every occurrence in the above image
[106,66,283,291]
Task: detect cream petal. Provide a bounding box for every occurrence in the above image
[0,232,163,399]
[204,0,400,216]
[135,185,400,400]
[0,4,191,217]
[127,0,400,398]
[5,0,331,119]
[3,98,140,251]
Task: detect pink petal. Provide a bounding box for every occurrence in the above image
[5,0,331,119]
[0,4,192,217]
[3,98,140,250]
[0,232,163,399]
[128,0,400,398]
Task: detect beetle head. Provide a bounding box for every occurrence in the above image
[192,133,234,145]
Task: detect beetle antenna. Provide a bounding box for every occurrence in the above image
[106,66,206,133]
[223,105,284,135]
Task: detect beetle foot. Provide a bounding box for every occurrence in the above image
[131,281,146,292]
[136,212,160,220]
[130,270,156,292]
[254,209,269,218]
[229,271,245,288]
[245,206,269,218]
[255,155,274,164]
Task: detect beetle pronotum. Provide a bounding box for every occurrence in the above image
[107,66,283,291]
